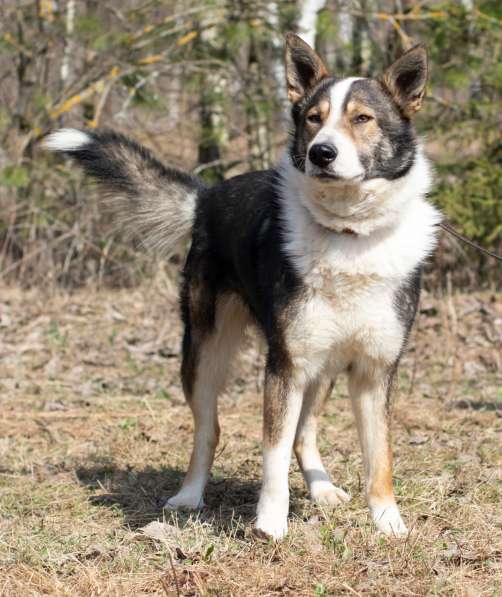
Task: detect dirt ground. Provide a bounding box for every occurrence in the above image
[0,282,500,596]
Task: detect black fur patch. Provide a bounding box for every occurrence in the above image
[180,170,303,398]
[385,267,422,402]
[58,129,202,196]
[394,267,421,338]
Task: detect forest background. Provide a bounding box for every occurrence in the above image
[1,3,501,595]
[1,0,501,290]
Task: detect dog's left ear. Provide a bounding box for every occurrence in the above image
[382,44,428,117]
[285,32,328,104]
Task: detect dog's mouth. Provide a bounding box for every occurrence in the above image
[311,171,365,184]
[314,172,340,181]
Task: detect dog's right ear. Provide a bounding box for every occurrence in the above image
[285,33,328,104]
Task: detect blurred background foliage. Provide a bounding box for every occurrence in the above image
[0,0,500,288]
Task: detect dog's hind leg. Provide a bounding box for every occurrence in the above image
[165,293,249,511]
[349,365,408,537]
[294,377,350,506]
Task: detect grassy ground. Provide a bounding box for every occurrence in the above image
[0,282,500,596]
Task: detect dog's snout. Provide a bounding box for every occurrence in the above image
[308,143,338,168]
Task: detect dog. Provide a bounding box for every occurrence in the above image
[44,33,441,540]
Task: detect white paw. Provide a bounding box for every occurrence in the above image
[164,490,205,511]
[310,481,351,507]
[255,513,288,540]
[255,494,289,540]
[371,504,408,537]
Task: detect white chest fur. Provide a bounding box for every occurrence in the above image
[277,151,441,378]
[286,271,404,379]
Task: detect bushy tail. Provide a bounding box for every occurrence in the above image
[44,128,204,255]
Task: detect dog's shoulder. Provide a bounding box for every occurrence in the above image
[188,169,304,324]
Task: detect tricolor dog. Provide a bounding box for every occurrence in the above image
[45,34,440,540]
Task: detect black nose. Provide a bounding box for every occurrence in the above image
[308,143,338,168]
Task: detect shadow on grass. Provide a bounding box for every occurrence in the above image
[452,399,501,412]
[75,463,270,534]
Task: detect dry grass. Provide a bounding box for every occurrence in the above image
[0,282,501,596]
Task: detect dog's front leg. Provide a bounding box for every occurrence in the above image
[295,376,350,506]
[255,368,305,540]
[349,365,408,537]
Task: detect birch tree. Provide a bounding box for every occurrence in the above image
[297,0,327,46]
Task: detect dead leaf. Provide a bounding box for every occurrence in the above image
[140,520,180,545]
[409,435,429,445]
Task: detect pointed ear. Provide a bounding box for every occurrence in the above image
[285,32,328,104]
[382,44,428,117]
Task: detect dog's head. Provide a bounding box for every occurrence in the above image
[285,33,428,184]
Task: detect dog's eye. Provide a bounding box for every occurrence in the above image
[307,113,322,124]
[353,114,373,124]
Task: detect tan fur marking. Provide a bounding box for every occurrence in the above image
[367,441,394,503]
[263,372,289,447]
[312,270,382,291]
[169,293,251,510]
[306,99,330,123]
[341,98,382,156]
[293,377,333,457]
[183,290,250,399]
[182,279,209,398]
[319,99,330,120]
[305,97,331,135]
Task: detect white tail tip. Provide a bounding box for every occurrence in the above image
[43,128,91,152]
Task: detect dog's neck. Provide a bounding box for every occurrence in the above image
[277,150,432,237]
[277,150,441,281]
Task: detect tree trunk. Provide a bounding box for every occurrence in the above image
[61,0,76,89]
[196,11,225,183]
[297,0,327,47]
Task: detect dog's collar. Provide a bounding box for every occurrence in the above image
[340,227,357,237]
